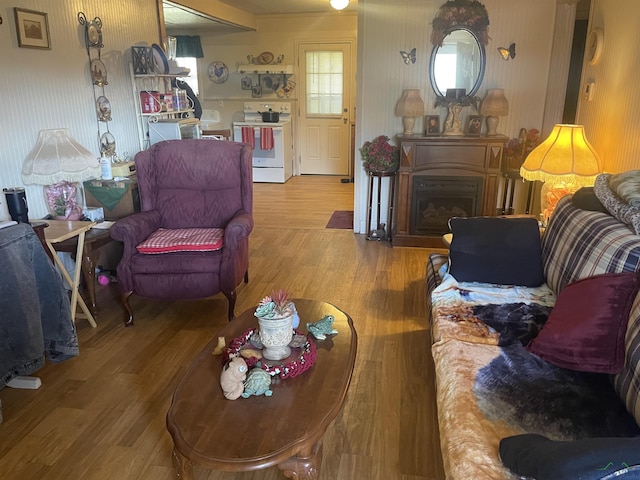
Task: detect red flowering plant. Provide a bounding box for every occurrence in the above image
[503,128,541,172]
[360,135,400,174]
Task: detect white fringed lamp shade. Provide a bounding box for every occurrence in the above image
[519,124,601,186]
[520,124,602,223]
[395,89,425,135]
[21,128,100,185]
[21,128,99,220]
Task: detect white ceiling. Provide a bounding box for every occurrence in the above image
[163,0,358,32]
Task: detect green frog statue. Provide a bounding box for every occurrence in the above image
[307,315,338,340]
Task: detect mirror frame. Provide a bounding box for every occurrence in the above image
[429,25,486,101]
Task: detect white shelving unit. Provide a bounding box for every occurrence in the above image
[130,64,194,151]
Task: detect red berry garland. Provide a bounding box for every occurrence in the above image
[222,328,317,379]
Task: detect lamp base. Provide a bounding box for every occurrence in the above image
[485,116,500,136]
[44,181,84,221]
[402,116,416,135]
[540,182,580,225]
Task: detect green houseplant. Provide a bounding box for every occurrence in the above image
[360,135,400,174]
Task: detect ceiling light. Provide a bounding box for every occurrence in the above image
[330,0,349,11]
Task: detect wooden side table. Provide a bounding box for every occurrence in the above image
[366,171,397,242]
[44,220,97,328]
[52,227,115,318]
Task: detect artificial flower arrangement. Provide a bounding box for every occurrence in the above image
[503,128,541,172]
[431,0,490,47]
[254,288,295,319]
[360,135,400,174]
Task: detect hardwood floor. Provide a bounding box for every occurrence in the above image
[0,176,446,480]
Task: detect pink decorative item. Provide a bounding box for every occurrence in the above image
[44,181,83,220]
[97,273,111,286]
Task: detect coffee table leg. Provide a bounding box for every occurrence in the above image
[172,448,194,480]
[278,440,323,480]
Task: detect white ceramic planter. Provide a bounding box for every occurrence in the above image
[257,313,294,361]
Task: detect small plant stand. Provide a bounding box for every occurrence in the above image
[366,170,397,242]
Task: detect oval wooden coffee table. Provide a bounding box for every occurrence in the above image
[166,299,357,479]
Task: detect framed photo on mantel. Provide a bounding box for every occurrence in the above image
[465,115,483,136]
[425,115,440,136]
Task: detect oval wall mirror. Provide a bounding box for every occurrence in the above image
[429,26,486,99]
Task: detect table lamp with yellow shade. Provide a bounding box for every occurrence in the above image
[520,124,602,224]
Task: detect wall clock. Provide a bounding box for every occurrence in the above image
[586,28,604,65]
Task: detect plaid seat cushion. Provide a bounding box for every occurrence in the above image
[542,196,640,295]
[136,228,224,254]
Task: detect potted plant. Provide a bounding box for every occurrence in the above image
[360,135,400,174]
[255,289,295,361]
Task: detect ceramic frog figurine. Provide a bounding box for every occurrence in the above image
[242,368,273,398]
[307,315,338,340]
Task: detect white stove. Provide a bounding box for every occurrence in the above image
[233,102,293,183]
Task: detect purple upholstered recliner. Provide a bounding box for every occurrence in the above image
[110,139,253,326]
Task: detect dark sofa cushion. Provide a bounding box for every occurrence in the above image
[527,272,640,374]
[572,186,608,213]
[500,433,640,480]
[448,216,544,287]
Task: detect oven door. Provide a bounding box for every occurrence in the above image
[233,125,284,168]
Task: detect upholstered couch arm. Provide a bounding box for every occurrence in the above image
[111,210,162,248]
[224,210,253,246]
[220,209,254,291]
[110,210,162,292]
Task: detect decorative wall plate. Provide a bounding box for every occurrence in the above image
[256,51,274,65]
[587,28,604,65]
[90,58,108,86]
[86,19,103,48]
[208,61,229,84]
[241,76,252,90]
[151,44,169,74]
[96,96,112,121]
[100,132,116,156]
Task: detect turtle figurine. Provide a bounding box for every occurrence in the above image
[242,368,273,398]
[307,314,338,340]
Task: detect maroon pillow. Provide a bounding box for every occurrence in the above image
[526,272,640,374]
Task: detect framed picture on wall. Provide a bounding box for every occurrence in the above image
[425,115,441,136]
[465,115,483,136]
[14,8,50,49]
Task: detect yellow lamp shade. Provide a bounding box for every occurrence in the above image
[520,124,601,186]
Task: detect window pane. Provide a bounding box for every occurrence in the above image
[306,51,343,115]
[176,57,199,95]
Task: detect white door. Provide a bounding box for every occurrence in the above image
[297,42,353,175]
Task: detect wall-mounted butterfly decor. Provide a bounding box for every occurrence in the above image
[400,47,416,65]
[498,43,516,61]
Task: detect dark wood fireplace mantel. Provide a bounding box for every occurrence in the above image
[393,134,506,247]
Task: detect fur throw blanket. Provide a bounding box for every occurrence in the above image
[470,303,639,440]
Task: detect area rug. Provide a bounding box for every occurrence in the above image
[326,210,353,229]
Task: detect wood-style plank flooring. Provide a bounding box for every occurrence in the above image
[0,176,445,480]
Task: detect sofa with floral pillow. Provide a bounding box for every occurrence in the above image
[426,172,640,480]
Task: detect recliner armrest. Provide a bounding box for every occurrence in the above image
[222,210,254,252]
[110,210,162,258]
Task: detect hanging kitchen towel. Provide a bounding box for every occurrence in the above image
[241,126,255,149]
[260,127,274,151]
